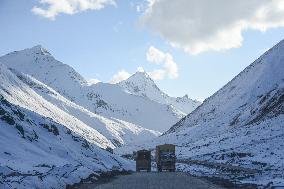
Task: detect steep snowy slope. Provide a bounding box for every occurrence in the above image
[119,71,201,114]
[0,46,198,132]
[168,39,284,134]
[87,82,183,131]
[0,45,86,100]
[0,63,112,148]
[10,68,160,147]
[0,63,133,189]
[117,40,284,187]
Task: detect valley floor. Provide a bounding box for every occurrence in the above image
[73,172,224,189]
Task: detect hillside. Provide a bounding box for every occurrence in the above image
[116,40,284,187]
[0,63,133,188]
[119,71,201,114]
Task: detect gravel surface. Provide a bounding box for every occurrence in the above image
[80,172,225,189]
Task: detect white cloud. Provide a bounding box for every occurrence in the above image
[32,0,116,20]
[146,46,178,79]
[110,70,131,84]
[146,46,165,64]
[141,0,284,54]
[148,69,166,80]
[109,47,178,83]
[87,78,101,85]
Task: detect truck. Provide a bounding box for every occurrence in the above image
[156,144,176,172]
[136,150,151,172]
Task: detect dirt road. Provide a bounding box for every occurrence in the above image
[78,172,225,189]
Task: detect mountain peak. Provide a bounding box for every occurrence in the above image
[118,70,201,115]
[31,44,43,49]
[132,71,151,79]
[118,70,161,99]
[123,71,154,84]
[29,45,51,56]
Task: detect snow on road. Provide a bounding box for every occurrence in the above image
[78,172,224,189]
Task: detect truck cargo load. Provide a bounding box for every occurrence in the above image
[136,150,151,172]
[156,144,176,172]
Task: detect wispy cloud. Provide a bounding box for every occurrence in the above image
[148,69,166,80]
[146,46,178,79]
[110,70,131,84]
[110,46,178,83]
[141,0,284,54]
[32,0,116,20]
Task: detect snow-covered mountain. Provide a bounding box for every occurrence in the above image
[119,71,201,114]
[0,45,199,188]
[0,63,134,188]
[0,49,162,148]
[0,95,133,189]
[168,39,284,134]
[0,46,200,132]
[117,40,284,187]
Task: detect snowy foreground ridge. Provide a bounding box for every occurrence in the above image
[0,63,133,188]
[117,40,284,187]
[0,46,199,188]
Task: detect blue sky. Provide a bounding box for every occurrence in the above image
[1,0,284,100]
